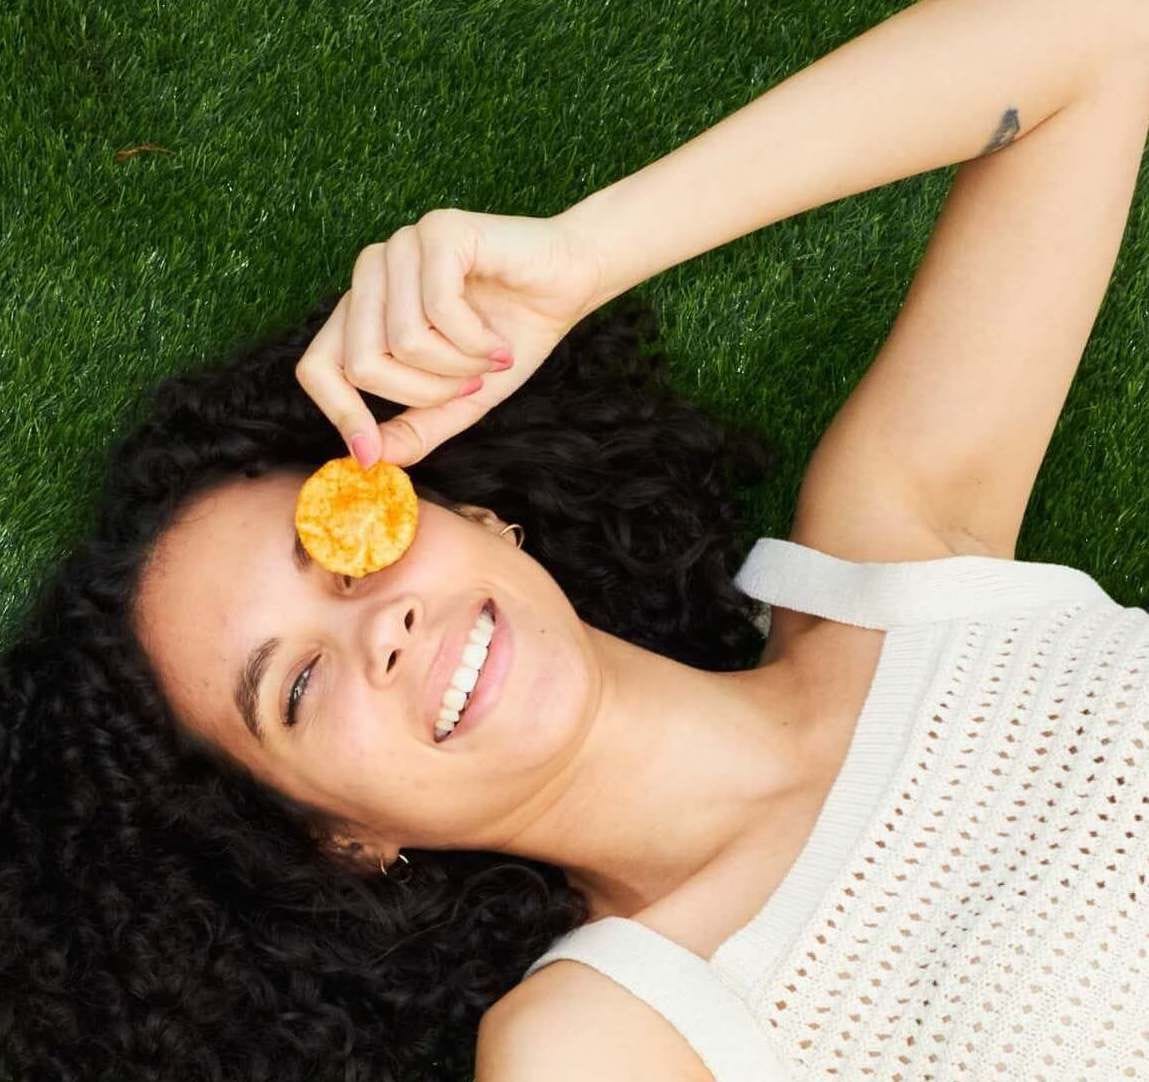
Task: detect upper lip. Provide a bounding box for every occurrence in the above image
[426,598,491,743]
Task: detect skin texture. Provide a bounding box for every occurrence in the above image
[133,469,818,917]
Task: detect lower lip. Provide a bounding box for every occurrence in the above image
[446,600,511,742]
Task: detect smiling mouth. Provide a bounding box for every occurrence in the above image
[434,600,496,743]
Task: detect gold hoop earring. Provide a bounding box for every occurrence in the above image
[380,852,410,877]
[498,523,525,549]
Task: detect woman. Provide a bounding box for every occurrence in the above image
[4,0,1149,1078]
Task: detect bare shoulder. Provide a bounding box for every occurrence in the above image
[475,959,713,1082]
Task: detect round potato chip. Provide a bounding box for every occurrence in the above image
[294,456,418,578]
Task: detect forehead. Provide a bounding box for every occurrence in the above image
[132,471,308,752]
[142,471,304,599]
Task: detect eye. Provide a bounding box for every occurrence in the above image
[285,655,320,728]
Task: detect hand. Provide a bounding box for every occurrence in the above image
[294,208,605,468]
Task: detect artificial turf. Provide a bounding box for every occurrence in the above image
[3,0,1147,646]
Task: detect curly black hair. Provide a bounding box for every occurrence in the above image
[0,292,779,1082]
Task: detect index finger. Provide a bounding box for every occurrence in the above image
[294,293,381,464]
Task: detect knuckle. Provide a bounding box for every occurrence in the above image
[294,359,316,388]
[422,293,454,326]
[419,206,459,232]
[353,244,380,271]
[391,326,424,355]
[390,416,428,459]
[343,354,373,383]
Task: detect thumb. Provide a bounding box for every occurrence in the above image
[371,397,488,468]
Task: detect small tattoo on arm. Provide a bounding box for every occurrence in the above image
[980,107,1020,155]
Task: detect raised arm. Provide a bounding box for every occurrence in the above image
[557,0,1149,308]
[556,0,1149,568]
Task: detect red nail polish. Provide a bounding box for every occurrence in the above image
[458,376,484,396]
[349,433,375,468]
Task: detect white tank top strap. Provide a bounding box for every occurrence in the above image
[733,537,1109,630]
[523,916,792,1081]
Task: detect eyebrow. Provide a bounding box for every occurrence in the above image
[233,533,312,744]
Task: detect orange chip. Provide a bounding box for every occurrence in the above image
[294,456,418,578]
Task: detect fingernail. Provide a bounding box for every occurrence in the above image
[489,347,514,371]
[349,433,375,468]
[458,376,484,397]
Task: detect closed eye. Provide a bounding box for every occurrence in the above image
[286,655,319,728]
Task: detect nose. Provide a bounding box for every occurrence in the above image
[369,600,420,683]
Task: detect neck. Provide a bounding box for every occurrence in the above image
[491,625,815,918]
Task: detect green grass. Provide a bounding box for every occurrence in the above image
[3,0,1147,645]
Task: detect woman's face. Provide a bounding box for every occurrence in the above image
[132,469,600,860]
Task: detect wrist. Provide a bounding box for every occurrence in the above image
[553,186,641,316]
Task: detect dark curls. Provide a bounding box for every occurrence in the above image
[0,293,777,1081]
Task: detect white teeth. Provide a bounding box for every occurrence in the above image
[442,686,468,712]
[451,663,480,694]
[435,605,496,739]
[461,642,488,669]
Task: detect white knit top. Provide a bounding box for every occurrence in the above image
[523,537,1149,1081]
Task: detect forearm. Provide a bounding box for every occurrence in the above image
[558,0,1148,309]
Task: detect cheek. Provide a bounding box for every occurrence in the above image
[299,684,398,811]
[319,678,385,762]
[314,676,434,801]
